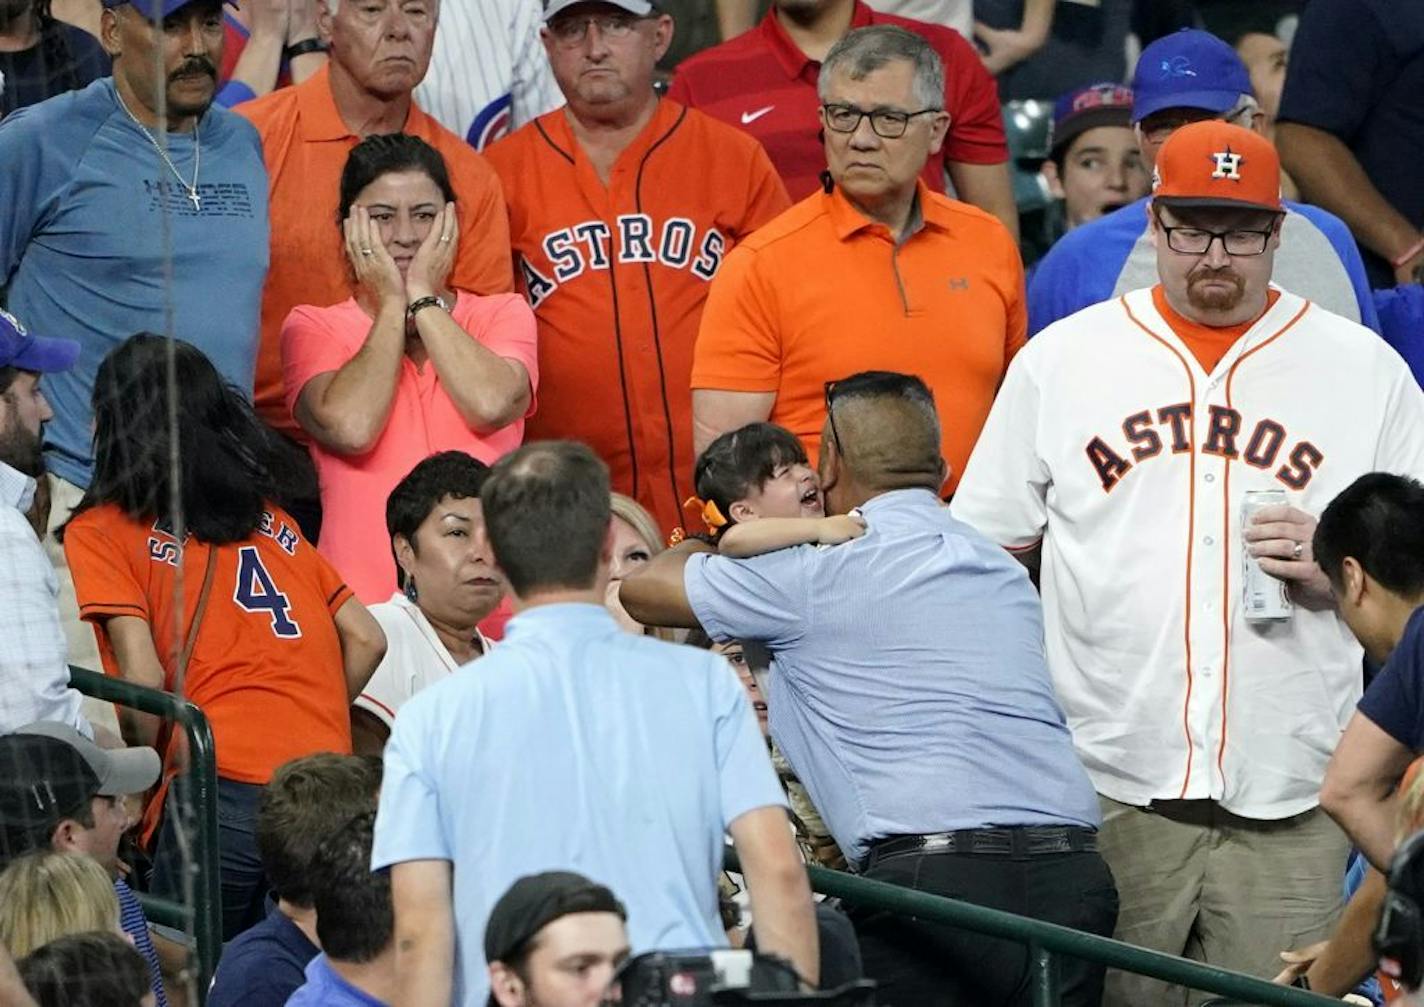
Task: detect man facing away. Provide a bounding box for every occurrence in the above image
[371,440,816,1006]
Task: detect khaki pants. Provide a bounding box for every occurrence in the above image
[44,472,118,737]
[1098,795,1347,1006]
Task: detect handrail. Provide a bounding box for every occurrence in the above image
[69,666,223,1004]
[725,851,1340,1006]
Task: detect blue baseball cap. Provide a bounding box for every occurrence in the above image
[1131,29,1253,124]
[0,309,79,374]
[100,0,237,18]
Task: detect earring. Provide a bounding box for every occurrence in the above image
[404,578,418,602]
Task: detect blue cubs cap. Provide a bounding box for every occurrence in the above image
[1050,82,1134,157]
[100,0,237,18]
[1130,29,1253,124]
[0,309,79,374]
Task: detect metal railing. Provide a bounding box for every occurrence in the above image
[726,851,1341,1006]
[69,665,223,1002]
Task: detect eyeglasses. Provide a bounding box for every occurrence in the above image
[1156,216,1278,256]
[1139,100,1256,145]
[824,380,843,457]
[821,103,942,139]
[547,12,651,45]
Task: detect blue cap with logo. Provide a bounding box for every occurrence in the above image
[1130,29,1253,124]
[0,309,79,374]
[99,0,237,19]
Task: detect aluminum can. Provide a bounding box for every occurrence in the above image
[1242,488,1293,621]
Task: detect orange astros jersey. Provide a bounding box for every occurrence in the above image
[484,100,790,534]
[64,504,356,786]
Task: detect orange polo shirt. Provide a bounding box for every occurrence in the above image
[238,65,514,437]
[692,182,1026,490]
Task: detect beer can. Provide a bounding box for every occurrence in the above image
[1242,488,1292,621]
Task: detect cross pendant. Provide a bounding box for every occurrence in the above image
[188,188,201,212]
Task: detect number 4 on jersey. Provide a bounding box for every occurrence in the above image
[234,546,302,638]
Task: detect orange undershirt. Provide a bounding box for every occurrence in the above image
[1152,285,1282,372]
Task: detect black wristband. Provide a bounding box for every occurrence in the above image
[284,37,326,60]
[407,295,448,318]
[1291,974,1311,991]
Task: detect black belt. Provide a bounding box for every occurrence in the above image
[866,826,1097,867]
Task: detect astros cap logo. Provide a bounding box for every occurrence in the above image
[1152,121,1282,213]
[1210,148,1243,180]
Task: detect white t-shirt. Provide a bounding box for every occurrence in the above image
[864,0,972,35]
[355,593,492,729]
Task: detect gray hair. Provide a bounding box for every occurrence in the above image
[817,25,945,111]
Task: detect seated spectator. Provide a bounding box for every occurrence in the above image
[1039,83,1149,235]
[0,723,166,1007]
[1233,30,1297,200]
[287,810,395,1007]
[352,452,501,754]
[622,371,1114,1006]
[1317,473,1424,871]
[1027,28,1379,337]
[0,851,121,957]
[207,752,382,1007]
[62,334,386,939]
[0,308,91,738]
[372,441,817,1005]
[283,133,537,604]
[20,931,153,1007]
[606,494,672,639]
[0,0,109,117]
[214,0,325,107]
[484,871,630,1007]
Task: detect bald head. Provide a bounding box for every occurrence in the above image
[822,372,945,504]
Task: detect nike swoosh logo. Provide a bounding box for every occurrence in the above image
[740,105,774,125]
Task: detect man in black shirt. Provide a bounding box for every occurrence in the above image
[0,0,109,118]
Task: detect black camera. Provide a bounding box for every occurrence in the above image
[607,949,878,1006]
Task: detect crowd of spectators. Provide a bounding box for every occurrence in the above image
[2,0,1424,1006]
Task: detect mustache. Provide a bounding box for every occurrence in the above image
[168,58,216,81]
[1188,265,1244,286]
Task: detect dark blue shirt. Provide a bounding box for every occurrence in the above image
[1278,0,1424,287]
[115,878,167,1007]
[1358,607,1424,749]
[0,21,109,120]
[207,904,317,1007]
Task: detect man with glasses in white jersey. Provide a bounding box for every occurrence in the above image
[1026,28,1379,338]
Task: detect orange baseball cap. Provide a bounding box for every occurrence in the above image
[1152,120,1283,213]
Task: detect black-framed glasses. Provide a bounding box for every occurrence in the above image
[820,103,942,139]
[547,12,653,45]
[824,380,843,457]
[1157,218,1277,256]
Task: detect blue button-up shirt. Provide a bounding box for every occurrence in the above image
[684,488,1100,865]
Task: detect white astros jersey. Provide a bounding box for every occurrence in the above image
[951,285,1424,818]
[415,0,564,149]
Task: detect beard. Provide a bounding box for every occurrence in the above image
[0,414,44,477]
[1185,266,1247,313]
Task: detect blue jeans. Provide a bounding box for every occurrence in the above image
[151,777,267,941]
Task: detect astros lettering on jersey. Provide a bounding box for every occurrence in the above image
[950,286,1424,817]
[485,100,790,534]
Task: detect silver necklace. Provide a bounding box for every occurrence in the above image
[114,87,202,212]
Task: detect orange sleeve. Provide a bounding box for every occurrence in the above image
[1001,229,1028,367]
[739,144,792,235]
[690,243,782,393]
[449,154,515,296]
[63,513,150,625]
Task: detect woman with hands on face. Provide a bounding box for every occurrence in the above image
[280,133,539,604]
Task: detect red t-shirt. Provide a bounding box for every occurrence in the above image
[668,2,1008,200]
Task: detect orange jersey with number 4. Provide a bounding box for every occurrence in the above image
[65,504,355,784]
[484,100,790,534]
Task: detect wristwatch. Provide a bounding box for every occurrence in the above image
[407,295,448,318]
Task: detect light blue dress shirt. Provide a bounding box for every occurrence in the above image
[684,488,1101,866]
[371,603,784,1006]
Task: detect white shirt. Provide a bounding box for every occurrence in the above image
[865,0,972,35]
[952,286,1424,819]
[414,0,564,149]
[0,460,89,736]
[355,593,492,729]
